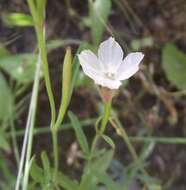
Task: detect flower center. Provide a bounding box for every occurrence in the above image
[105,72,116,80]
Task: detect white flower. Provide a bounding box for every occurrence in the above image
[78,37,144,89]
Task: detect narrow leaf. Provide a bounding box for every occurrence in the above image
[3,13,33,27]
[102,134,115,149]
[68,111,89,155]
[91,149,114,172]
[57,171,79,190]
[41,151,51,181]
[139,141,155,161]
[94,171,119,190]
[30,161,44,183]
[80,150,114,190]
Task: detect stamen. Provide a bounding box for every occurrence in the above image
[105,72,115,80]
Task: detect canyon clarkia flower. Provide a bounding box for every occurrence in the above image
[78,37,144,89]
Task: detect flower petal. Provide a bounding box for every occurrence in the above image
[78,50,102,81]
[117,52,144,80]
[95,76,122,89]
[98,37,123,72]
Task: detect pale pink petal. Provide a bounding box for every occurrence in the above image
[117,52,144,80]
[78,50,103,81]
[98,37,123,72]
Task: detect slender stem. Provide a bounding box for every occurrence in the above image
[37,28,56,127]
[39,26,59,185]
[80,101,112,189]
[15,112,31,190]
[15,53,41,190]
[110,118,147,175]
[129,136,186,144]
[90,134,99,154]
[22,54,41,190]
[116,121,138,161]
[28,0,56,128]
[7,118,97,137]
[28,1,58,186]
[52,129,59,183]
[100,101,112,134]
[91,101,112,156]
[8,121,186,144]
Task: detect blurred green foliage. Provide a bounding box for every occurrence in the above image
[2,13,33,27]
[163,43,186,90]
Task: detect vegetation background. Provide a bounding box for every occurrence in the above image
[0,0,186,189]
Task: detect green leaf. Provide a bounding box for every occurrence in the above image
[79,171,96,190]
[91,149,114,172]
[57,171,79,190]
[94,171,119,190]
[30,160,44,184]
[80,149,114,189]
[139,141,155,161]
[0,73,13,121]
[68,111,89,155]
[102,134,115,149]
[0,130,10,152]
[89,0,111,45]
[0,53,37,83]
[41,151,51,182]
[162,43,186,89]
[2,13,33,27]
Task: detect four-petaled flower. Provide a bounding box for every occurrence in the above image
[78,37,144,89]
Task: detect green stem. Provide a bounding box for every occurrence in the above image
[80,101,112,189]
[28,1,58,186]
[22,54,41,190]
[54,104,66,131]
[51,129,59,183]
[7,118,97,137]
[110,118,147,175]
[120,125,139,162]
[91,101,112,155]
[28,0,56,128]
[90,134,99,154]
[15,53,41,190]
[100,101,112,134]
[37,28,56,127]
